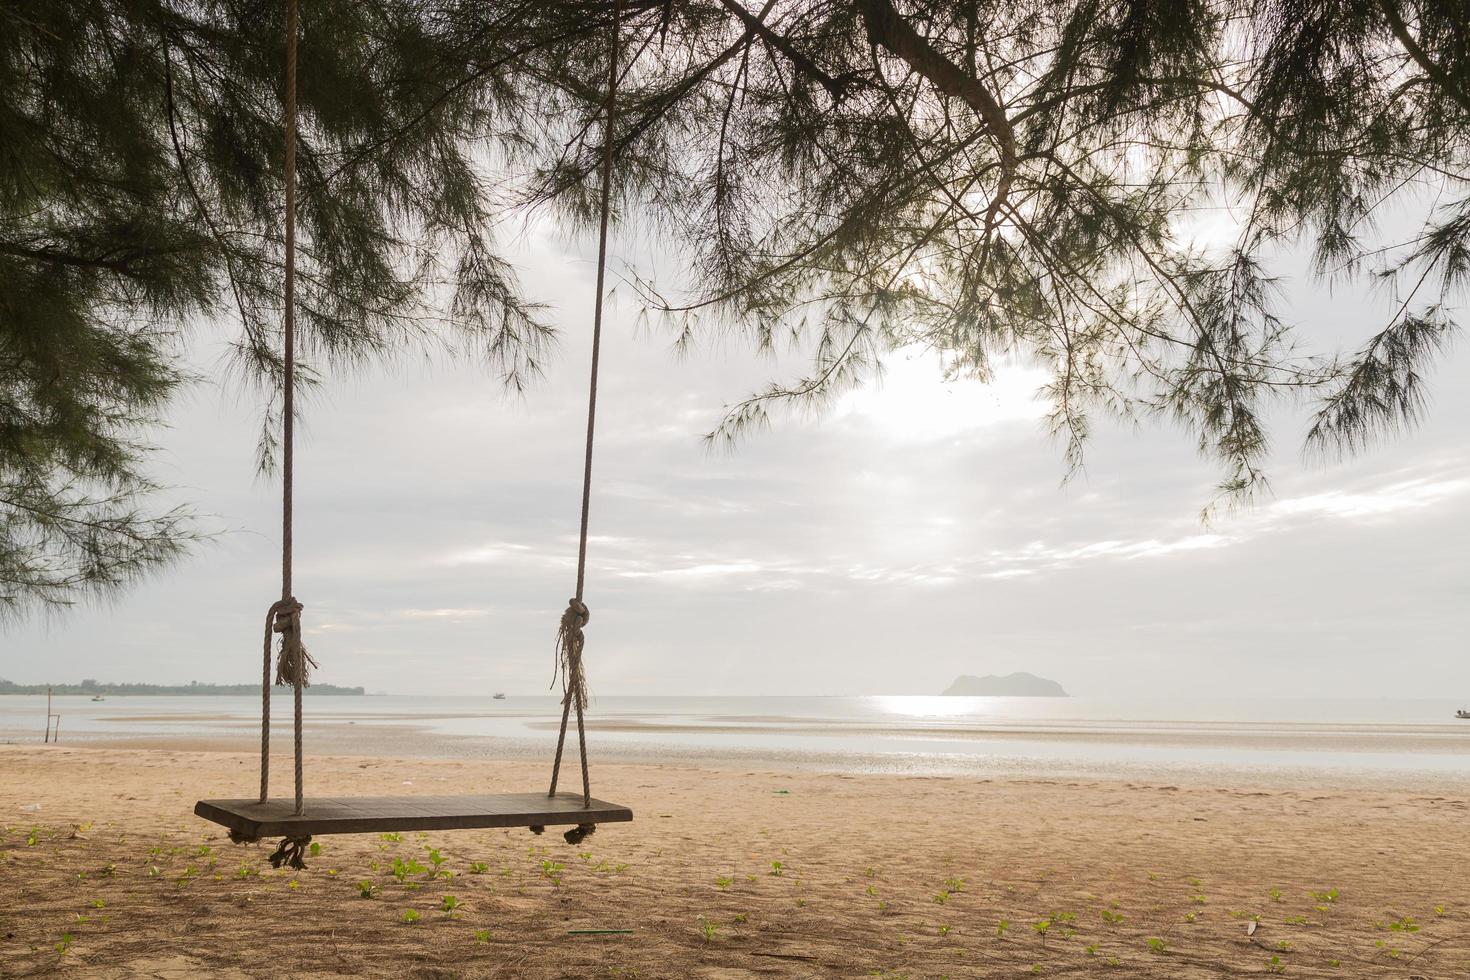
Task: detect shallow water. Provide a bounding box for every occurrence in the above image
[6,693,1469,789]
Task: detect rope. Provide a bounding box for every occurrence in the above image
[549,0,622,809]
[259,0,309,819]
[282,0,304,821]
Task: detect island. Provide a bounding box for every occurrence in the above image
[941,672,1068,697]
[0,678,365,696]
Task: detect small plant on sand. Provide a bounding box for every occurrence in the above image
[309,841,321,858]
[468,861,488,874]
[865,884,878,897]
[427,849,449,877]
[540,859,566,886]
[1276,940,1291,951]
[473,929,491,943]
[1435,904,1449,917]
[1146,937,1167,954]
[90,899,105,909]
[769,861,785,877]
[715,876,733,890]
[1284,914,1307,925]
[391,857,427,883]
[937,924,951,937]
[1310,888,1338,905]
[734,912,748,923]
[55,933,74,956]
[401,909,421,924]
[1388,916,1419,934]
[1269,888,1283,902]
[356,880,378,899]
[441,894,463,918]
[1084,943,1099,956]
[1184,912,1197,923]
[865,866,878,877]
[932,891,949,905]
[1101,908,1124,925]
[1266,955,1285,973]
[379,832,402,844]
[943,877,965,894]
[698,916,720,942]
[996,919,1010,938]
[26,827,40,846]
[1032,919,1051,943]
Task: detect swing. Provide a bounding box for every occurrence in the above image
[194,0,632,866]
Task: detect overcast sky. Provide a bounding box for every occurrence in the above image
[6,225,1468,699]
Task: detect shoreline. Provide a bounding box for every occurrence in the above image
[8,727,1469,795]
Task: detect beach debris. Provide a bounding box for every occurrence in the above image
[1246,921,1257,937]
[19,804,41,812]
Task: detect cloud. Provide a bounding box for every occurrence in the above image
[395,608,492,620]
[1266,477,1470,522]
[833,346,1052,442]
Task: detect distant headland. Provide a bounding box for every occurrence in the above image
[0,678,365,697]
[941,672,1069,697]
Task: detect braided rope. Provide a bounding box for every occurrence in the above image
[283,0,305,819]
[259,0,308,818]
[549,0,621,809]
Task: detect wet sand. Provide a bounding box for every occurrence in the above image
[2,743,1468,978]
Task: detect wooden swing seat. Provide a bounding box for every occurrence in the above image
[194,792,632,839]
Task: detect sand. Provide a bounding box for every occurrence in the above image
[1,744,1467,978]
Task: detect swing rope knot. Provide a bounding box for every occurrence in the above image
[269,597,316,688]
[553,597,590,711]
[268,835,312,871]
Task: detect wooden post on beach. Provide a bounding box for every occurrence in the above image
[44,687,60,743]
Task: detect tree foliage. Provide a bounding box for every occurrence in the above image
[1,0,550,619]
[4,0,1468,617]
[482,0,1466,505]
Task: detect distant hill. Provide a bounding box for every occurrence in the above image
[941,672,1068,697]
[0,678,365,697]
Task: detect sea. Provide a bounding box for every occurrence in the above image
[3,694,1468,789]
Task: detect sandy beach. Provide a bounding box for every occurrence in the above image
[2,743,1467,978]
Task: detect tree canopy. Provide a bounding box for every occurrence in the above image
[3,0,1467,619]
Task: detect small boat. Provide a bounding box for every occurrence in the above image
[90,696,105,702]
[1457,709,1470,720]
[492,692,506,700]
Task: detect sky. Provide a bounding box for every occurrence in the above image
[5,226,1468,699]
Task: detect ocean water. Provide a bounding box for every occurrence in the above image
[4,694,1469,788]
